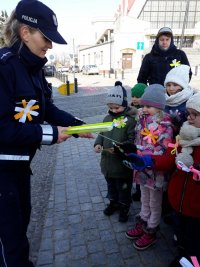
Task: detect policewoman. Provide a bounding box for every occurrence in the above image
[0,1,92,266]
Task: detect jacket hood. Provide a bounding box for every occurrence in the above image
[151,35,176,56]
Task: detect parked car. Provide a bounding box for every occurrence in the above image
[43,65,56,77]
[82,65,99,75]
[57,66,69,73]
[70,65,80,73]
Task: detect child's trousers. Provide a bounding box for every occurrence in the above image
[139,185,163,229]
[105,176,132,206]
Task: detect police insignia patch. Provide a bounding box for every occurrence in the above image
[52,14,58,26]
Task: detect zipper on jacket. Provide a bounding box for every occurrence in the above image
[0,238,8,267]
[179,173,189,213]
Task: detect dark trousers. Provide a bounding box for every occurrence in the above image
[105,176,132,206]
[0,168,33,267]
[174,212,200,261]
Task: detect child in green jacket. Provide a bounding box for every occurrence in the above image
[94,82,137,222]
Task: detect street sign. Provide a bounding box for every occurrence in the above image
[49,54,55,60]
[137,42,144,50]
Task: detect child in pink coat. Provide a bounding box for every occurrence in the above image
[124,84,175,250]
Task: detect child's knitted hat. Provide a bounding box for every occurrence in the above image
[164,65,190,90]
[131,83,147,98]
[140,84,166,110]
[186,92,200,113]
[106,85,128,107]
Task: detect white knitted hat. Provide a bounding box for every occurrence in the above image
[164,65,190,90]
[186,92,200,113]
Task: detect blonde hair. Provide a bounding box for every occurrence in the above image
[2,9,37,52]
[2,10,22,47]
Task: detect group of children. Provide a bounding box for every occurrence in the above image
[94,64,200,267]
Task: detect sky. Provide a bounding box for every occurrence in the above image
[1,0,119,56]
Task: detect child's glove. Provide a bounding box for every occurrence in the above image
[118,141,137,154]
[123,153,154,171]
[113,141,137,155]
[169,110,182,127]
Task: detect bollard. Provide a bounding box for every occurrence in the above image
[115,70,117,79]
[103,70,105,77]
[122,70,124,80]
[66,80,70,95]
[108,71,111,78]
[64,74,68,83]
[195,65,198,76]
[74,78,78,93]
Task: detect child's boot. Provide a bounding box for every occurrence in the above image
[119,204,129,222]
[125,216,146,239]
[133,226,158,250]
[103,201,119,216]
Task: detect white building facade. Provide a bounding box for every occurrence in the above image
[78,0,200,72]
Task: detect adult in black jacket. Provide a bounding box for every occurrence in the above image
[137,27,192,86]
[0,1,92,267]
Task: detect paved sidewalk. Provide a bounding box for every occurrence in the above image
[26,76,186,267]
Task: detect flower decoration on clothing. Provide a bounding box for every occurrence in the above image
[170,59,181,67]
[14,99,39,123]
[141,126,159,144]
[168,135,180,155]
[113,116,128,128]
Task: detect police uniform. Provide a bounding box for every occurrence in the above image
[0,42,83,267]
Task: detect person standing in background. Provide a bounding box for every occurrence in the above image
[131,83,147,109]
[0,1,92,266]
[137,27,192,86]
[130,83,147,201]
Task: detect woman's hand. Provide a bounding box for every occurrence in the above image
[78,133,94,139]
[57,126,72,144]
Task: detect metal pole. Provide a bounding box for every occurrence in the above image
[66,81,70,96]
[122,70,124,80]
[74,78,78,93]
[73,38,76,81]
[115,70,117,79]
[179,0,190,49]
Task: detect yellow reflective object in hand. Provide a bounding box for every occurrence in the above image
[63,122,113,134]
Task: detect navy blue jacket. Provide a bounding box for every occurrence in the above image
[0,42,82,169]
[137,40,191,86]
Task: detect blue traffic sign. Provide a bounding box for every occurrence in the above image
[137,42,144,50]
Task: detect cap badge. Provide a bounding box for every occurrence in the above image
[52,14,58,26]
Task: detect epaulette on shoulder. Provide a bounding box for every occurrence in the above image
[0,48,14,64]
